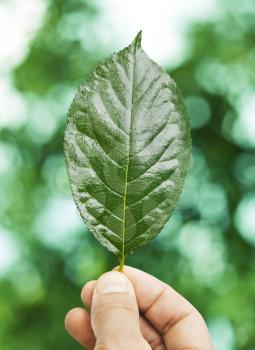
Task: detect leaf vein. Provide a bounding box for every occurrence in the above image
[78,190,122,222]
[127,137,175,184]
[97,92,127,135]
[126,184,173,231]
[76,128,125,170]
[127,176,174,208]
[86,209,121,240]
[134,74,162,106]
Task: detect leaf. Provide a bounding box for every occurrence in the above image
[64,31,191,269]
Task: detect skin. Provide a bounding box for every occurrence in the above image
[65,266,215,350]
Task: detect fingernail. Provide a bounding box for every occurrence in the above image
[95,272,128,295]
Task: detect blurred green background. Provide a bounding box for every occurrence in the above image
[0,0,255,349]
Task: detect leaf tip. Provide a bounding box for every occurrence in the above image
[131,30,142,51]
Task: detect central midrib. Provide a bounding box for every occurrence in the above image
[120,53,136,269]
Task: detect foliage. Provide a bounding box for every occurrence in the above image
[64,32,191,268]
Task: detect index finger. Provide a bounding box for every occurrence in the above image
[119,266,214,350]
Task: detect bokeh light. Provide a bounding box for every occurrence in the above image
[185,95,211,129]
[234,194,255,246]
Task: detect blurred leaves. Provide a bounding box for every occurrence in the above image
[1,0,255,349]
[14,0,100,95]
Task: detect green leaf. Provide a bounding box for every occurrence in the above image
[64,31,191,268]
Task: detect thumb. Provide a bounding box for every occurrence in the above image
[91,271,150,350]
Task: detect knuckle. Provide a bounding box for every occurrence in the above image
[96,335,150,350]
[94,302,137,319]
[149,337,164,349]
[93,295,138,322]
[95,344,109,350]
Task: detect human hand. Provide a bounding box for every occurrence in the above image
[65,266,214,350]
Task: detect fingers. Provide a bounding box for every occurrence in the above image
[82,277,165,350]
[165,310,213,350]
[91,271,151,350]
[66,280,161,349]
[65,307,95,349]
[81,280,95,306]
[117,266,214,350]
[139,317,166,350]
[66,266,214,350]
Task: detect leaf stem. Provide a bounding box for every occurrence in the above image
[118,255,125,272]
